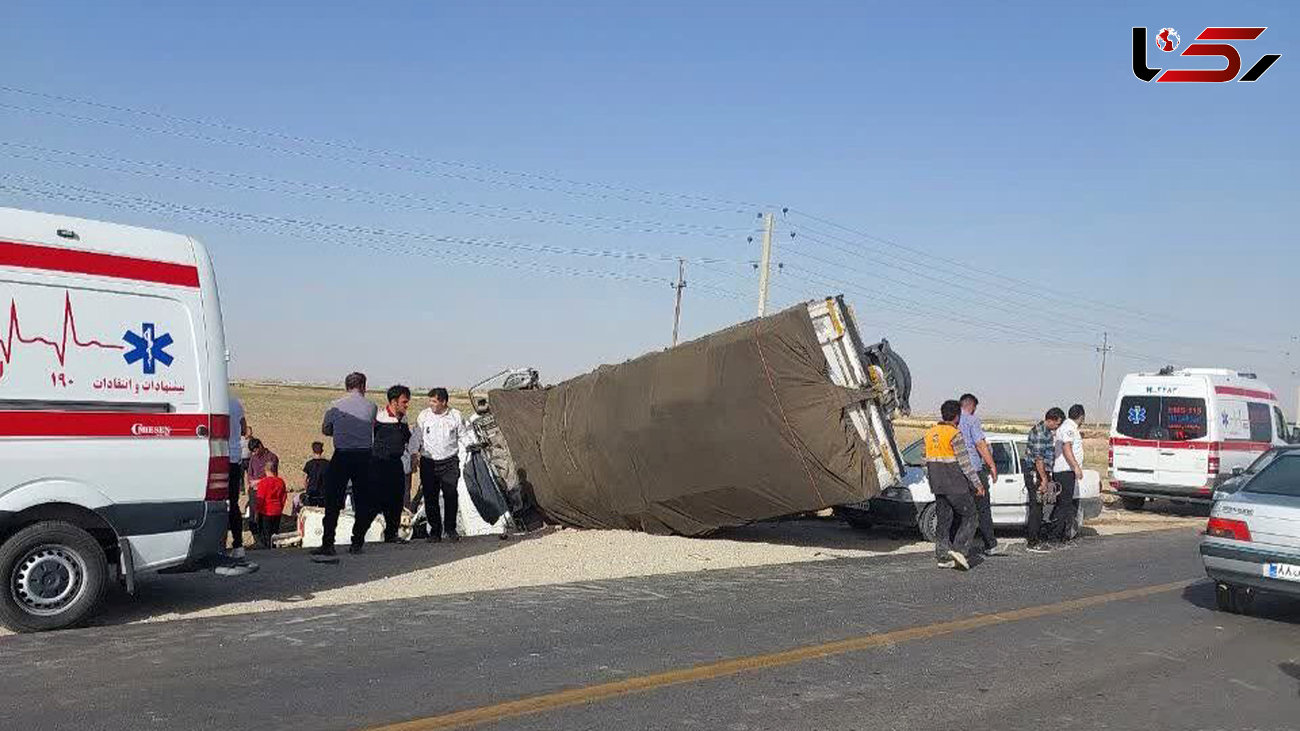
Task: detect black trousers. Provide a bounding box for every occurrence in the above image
[259,515,281,548]
[419,456,461,537]
[935,491,978,561]
[972,469,997,551]
[353,457,404,545]
[1025,467,1046,546]
[1050,471,1078,541]
[226,463,244,549]
[322,449,371,549]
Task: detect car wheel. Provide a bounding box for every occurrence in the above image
[0,521,109,633]
[917,503,938,543]
[1120,496,1146,511]
[833,507,873,531]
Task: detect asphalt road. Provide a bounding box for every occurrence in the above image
[4,528,1299,731]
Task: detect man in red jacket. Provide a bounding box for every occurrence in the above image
[256,463,288,549]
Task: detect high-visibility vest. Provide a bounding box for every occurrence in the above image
[923,423,959,462]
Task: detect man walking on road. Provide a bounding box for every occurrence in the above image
[1025,407,1064,553]
[1049,404,1086,545]
[416,387,468,543]
[924,400,984,570]
[351,385,414,552]
[959,393,1005,557]
[311,372,378,563]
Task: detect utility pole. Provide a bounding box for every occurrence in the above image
[671,258,686,347]
[1095,331,1112,425]
[756,212,775,316]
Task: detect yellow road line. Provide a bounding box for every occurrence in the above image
[366,579,1196,731]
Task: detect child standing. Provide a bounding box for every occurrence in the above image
[256,463,288,549]
[302,441,330,507]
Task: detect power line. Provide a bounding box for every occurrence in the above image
[0,100,756,214]
[785,208,1291,345]
[0,84,766,210]
[0,141,755,239]
[0,175,751,268]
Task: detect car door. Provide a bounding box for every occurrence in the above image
[989,439,1027,524]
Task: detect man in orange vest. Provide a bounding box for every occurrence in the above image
[924,399,985,570]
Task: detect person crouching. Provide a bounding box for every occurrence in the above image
[351,385,413,552]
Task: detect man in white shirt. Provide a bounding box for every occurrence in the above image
[416,387,467,543]
[1050,403,1086,544]
[227,392,249,560]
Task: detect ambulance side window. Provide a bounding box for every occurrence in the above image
[1274,407,1290,443]
[1247,402,1273,443]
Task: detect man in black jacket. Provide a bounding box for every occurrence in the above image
[350,385,414,553]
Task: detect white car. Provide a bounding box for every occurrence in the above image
[1201,449,1300,613]
[839,433,1102,541]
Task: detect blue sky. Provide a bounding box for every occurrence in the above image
[1,1,1296,417]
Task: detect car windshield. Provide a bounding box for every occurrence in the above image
[902,438,925,467]
[1116,395,1208,441]
[1243,453,1300,497]
[1245,449,1287,474]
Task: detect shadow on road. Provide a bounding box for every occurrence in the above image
[1180,581,1300,626]
[711,517,920,553]
[1279,662,1300,697]
[87,531,534,629]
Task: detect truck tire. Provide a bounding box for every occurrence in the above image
[833,506,873,531]
[917,503,938,543]
[1120,496,1145,511]
[0,521,109,633]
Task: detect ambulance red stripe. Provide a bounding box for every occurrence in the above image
[0,240,200,288]
[0,411,212,438]
[1110,437,1272,452]
[1214,386,1277,401]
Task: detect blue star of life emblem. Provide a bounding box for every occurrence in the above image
[1126,404,1147,426]
[1222,412,1231,428]
[122,323,175,375]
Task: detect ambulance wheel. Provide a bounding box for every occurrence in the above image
[917,503,939,543]
[1120,496,1146,511]
[0,521,108,633]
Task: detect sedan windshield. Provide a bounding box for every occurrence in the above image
[1243,453,1300,497]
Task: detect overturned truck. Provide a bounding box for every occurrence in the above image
[470,297,909,536]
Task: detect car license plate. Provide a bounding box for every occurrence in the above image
[1263,563,1300,582]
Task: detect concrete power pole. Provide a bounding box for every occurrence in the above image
[756,212,775,316]
[1095,331,1112,425]
[671,258,686,347]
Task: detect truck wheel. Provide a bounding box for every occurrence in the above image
[0,521,108,633]
[917,503,938,543]
[832,506,873,531]
[1120,496,1145,511]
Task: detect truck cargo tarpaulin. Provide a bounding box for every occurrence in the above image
[486,299,904,536]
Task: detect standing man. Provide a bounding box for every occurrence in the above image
[311,372,378,562]
[1050,404,1087,545]
[1025,407,1064,553]
[959,393,1005,557]
[351,385,413,552]
[416,387,468,543]
[302,441,330,507]
[226,391,248,560]
[924,399,984,570]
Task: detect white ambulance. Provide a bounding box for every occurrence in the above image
[1108,368,1291,509]
[0,206,231,632]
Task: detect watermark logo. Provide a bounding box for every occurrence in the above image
[1156,28,1181,52]
[1133,26,1281,82]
